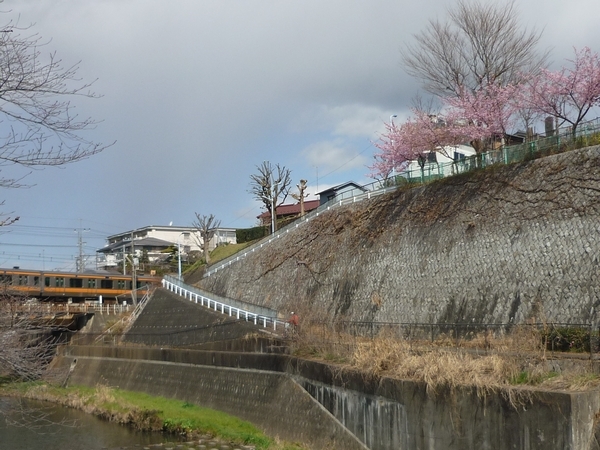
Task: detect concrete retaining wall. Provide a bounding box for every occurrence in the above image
[56,346,366,450]
[56,345,600,450]
[199,146,600,325]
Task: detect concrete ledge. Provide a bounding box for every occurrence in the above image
[55,350,367,450]
[57,345,600,449]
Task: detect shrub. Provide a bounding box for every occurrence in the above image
[542,327,593,352]
[237,226,268,243]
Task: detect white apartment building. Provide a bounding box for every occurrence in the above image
[96,225,237,269]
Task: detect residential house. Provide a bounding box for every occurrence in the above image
[257,199,320,227]
[403,144,478,182]
[96,225,237,269]
[317,181,367,206]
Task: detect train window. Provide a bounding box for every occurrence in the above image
[33,276,40,286]
[117,280,126,289]
[18,275,27,285]
[87,279,97,288]
[0,274,11,285]
[69,278,83,288]
[45,277,50,287]
[55,277,65,287]
[101,279,113,289]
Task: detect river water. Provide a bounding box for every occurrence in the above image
[0,397,185,450]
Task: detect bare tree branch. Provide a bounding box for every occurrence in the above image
[191,213,221,265]
[0,17,111,190]
[0,285,63,381]
[248,161,292,232]
[402,0,548,97]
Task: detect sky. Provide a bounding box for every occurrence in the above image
[0,0,599,271]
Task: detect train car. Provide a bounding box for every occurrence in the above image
[0,267,161,302]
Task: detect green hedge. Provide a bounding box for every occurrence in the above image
[542,327,596,352]
[236,226,268,243]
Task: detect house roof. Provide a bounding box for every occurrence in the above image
[257,199,320,219]
[106,225,197,241]
[317,181,366,196]
[97,236,175,253]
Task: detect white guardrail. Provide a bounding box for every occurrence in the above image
[205,117,600,279]
[204,184,398,277]
[162,278,286,332]
[18,302,131,315]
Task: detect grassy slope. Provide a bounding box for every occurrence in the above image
[0,380,305,450]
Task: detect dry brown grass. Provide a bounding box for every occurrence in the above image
[292,322,600,396]
[351,337,521,395]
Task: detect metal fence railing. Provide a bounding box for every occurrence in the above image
[69,318,600,359]
[299,320,600,357]
[11,302,132,315]
[395,117,600,183]
[162,276,286,332]
[204,117,600,278]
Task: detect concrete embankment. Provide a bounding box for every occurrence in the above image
[50,288,600,449]
[54,345,367,450]
[54,344,600,450]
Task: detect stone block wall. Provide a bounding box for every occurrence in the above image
[199,146,600,325]
[125,288,261,346]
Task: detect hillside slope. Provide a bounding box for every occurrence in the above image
[200,146,600,325]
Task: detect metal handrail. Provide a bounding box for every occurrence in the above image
[162,278,286,332]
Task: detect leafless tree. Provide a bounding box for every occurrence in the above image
[192,213,221,265]
[290,179,309,217]
[402,0,548,97]
[0,290,61,382]
[249,161,292,233]
[0,17,110,206]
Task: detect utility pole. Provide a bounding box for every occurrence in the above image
[131,231,137,305]
[74,221,90,273]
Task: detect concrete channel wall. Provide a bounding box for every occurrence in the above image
[55,345,600,450]
[55,346,367,450]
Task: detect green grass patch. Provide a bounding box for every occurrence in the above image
[511,371,559,386]
[183,241,254,276]
[209,242,253,263]
[0,382,305,450]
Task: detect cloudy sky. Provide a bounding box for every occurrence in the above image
[0,0,598,271]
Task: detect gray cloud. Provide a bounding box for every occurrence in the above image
[1,0,599,269]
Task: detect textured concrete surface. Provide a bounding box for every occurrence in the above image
[57,345,600,450]
[199,146,600,325]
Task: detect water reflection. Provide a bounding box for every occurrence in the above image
[0,396,181,450]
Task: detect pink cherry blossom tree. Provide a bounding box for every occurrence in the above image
[444,83,519,152]
[371,109,463,178]
[371,83,520,179]
[522,47,600,136]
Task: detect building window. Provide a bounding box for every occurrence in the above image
[427,152,437,163]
